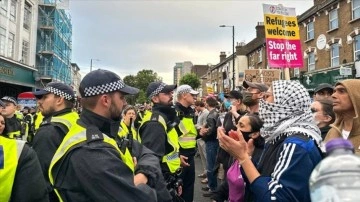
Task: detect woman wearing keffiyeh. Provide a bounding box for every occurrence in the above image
[218,80,323,202]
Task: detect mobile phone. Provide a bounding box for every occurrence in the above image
[229,130,239,141]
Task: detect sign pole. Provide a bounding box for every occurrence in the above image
[284,68,290,80]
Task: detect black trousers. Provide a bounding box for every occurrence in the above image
[179,155,195,202]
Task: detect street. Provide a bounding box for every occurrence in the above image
[193,155,213,202]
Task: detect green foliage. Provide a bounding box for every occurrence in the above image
[136,90,147,104]
[123,69,161,104]
[136,69,161,91]
[179,73,201,89]
[123,75,137,88]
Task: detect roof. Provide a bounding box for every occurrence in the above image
[298,0,338,23]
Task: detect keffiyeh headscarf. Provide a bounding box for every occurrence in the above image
[259,80,321,145]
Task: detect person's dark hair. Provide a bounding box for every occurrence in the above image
[123,105,136,115]
[317,99,335,124]
[0,114,7,135]
[195,100,205,107]
[206,97,217,108]
[246,113,265,148]
[54,95,75,109]
[247,113,264,132]
[81,95,102,110]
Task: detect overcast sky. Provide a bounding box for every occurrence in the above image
[70,0,314,84]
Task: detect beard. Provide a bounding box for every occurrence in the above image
[109,101,122,121]
[159,98,173,106]
[41,105,56,117]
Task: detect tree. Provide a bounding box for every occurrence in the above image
[179,73,201,89]
[136,69,161,91]
[136,90,147,104]
[123,75,137,88]
[122,69,162,104]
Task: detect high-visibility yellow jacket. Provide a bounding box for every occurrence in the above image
[139,111,180,174]
[48,123,135,202]
[0,136,26,202]
[119,120,140,142]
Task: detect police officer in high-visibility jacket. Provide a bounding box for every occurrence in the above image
[174,85,199,202]
[0,103,49,202]
[1,96,24,139]
[47,69,161,202]
[31,82,79,201]
[139,82,183,199]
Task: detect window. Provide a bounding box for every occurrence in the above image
[0,27,6,56]
[8,33,14,58]
[330,43,340,67]
[21,40,29,64]
[10,0,17,21]
[258,49,262,63]
[353,0,360,20]
[23,2,32,30]
[329,9,338,30]
[307,21,314,40]
[1,0,8,16]
[308,52,315,71]
[354,35,360,60]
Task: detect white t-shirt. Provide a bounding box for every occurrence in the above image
[342,130,350,139]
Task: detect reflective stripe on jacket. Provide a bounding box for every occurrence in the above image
[50,111,79,130]
[177,117,197,149]
[140,111,180,174]
[48,123,135,202]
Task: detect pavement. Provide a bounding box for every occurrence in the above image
[193,154,215,202]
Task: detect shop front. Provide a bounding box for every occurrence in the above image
[0,57,37,98]
[299,63,357,94]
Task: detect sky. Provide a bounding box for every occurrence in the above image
[69,0,314,84]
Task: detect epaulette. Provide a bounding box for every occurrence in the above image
[86,125,104,143]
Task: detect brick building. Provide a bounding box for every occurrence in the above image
[296,0,360,90]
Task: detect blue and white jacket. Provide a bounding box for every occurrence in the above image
[250,133,322,202]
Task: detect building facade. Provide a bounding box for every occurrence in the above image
[0,0,38,97]
[296,0,360,90]
[202,23,269,94]
[173,61,193,85]
[71,62,81,96]
[36,0,72,86]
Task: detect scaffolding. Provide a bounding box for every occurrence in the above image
[36,0,72,85]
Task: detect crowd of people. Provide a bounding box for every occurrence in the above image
[1,68,360,202]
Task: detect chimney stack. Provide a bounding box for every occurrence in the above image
[220,52,227,62]
[236,42,247,55]
[256,22,265,38]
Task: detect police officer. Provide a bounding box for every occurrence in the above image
[0,99,49,202]
[31,82,79,201]
[138,82,182,198]
[1,96,24,139]
[48,69,159,201]
[22,106,35,143]
[174,85,199,202]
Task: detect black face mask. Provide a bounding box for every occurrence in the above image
[240,130,253,142]
[242,92,258,107]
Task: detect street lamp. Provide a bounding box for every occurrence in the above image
[219,25,235,90]
[90,58,100,72]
